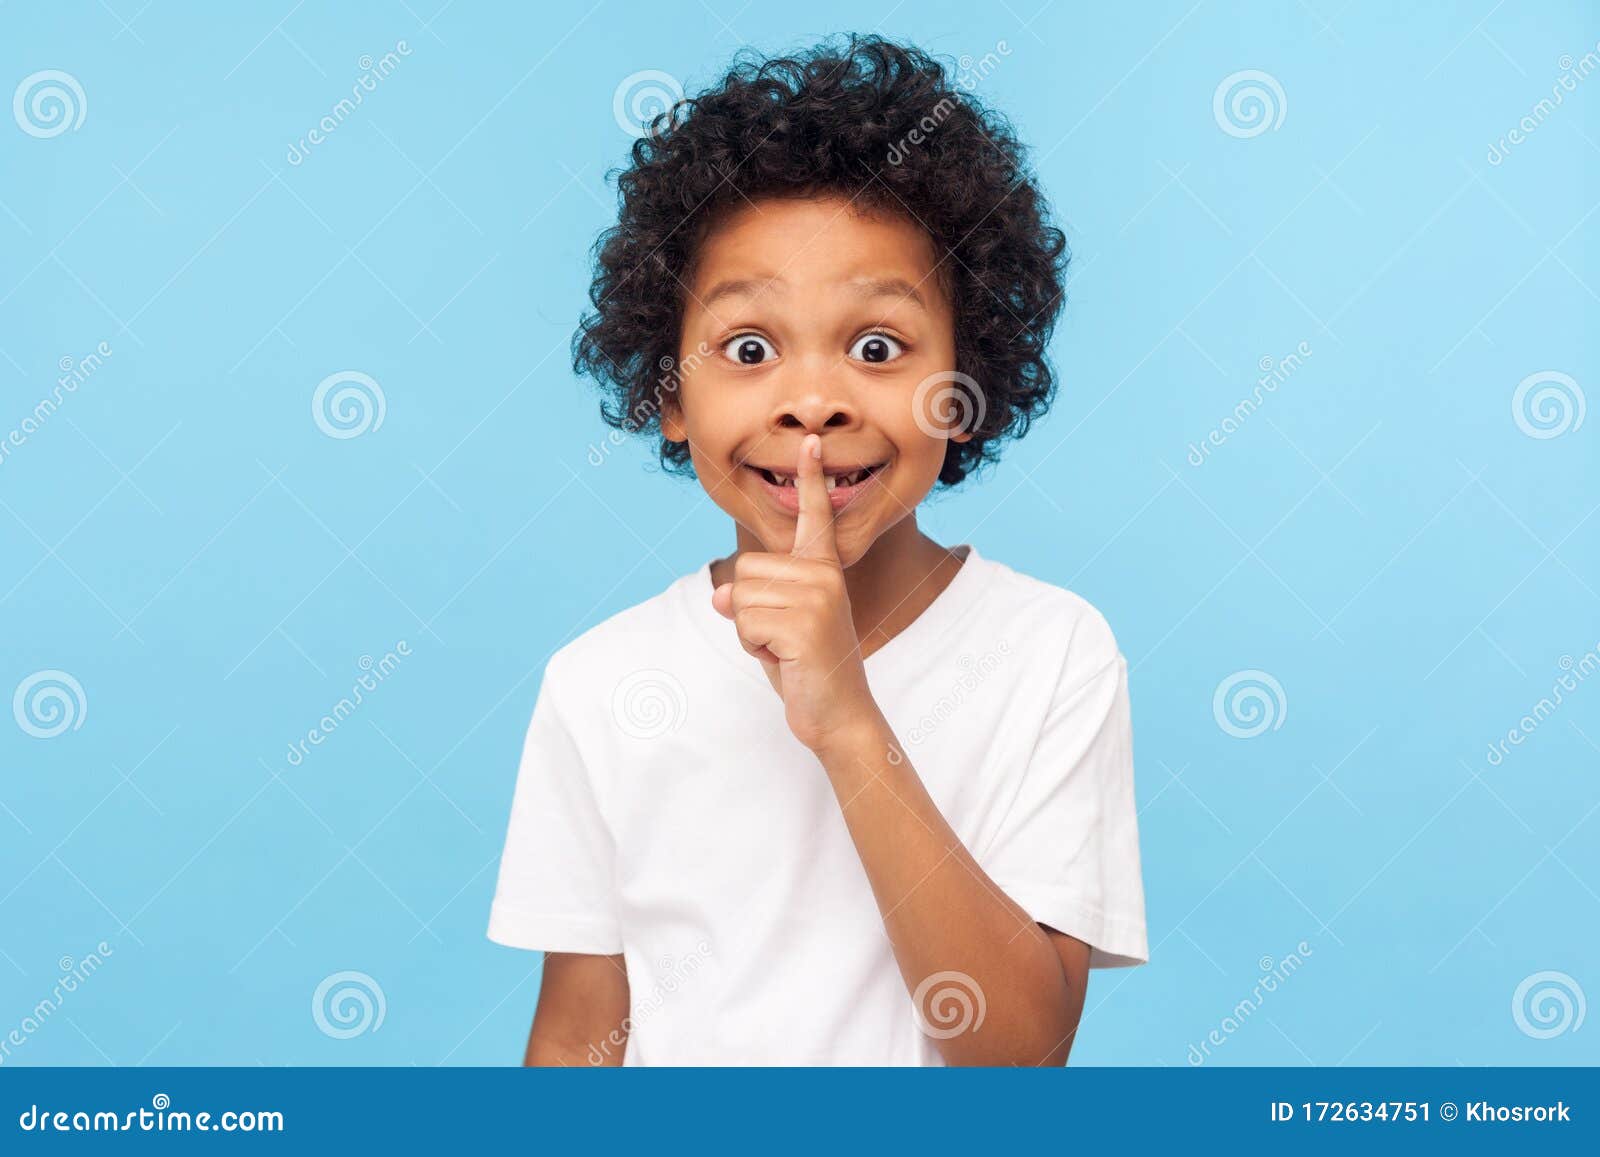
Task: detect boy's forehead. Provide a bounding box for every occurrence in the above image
[690,195,940,300]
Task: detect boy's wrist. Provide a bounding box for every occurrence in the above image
[809,700,894,766]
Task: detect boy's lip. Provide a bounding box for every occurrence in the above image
[743,461,886,513]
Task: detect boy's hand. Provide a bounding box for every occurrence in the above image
[712,434,879,754]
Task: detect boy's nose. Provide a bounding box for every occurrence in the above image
[769,372,859,434]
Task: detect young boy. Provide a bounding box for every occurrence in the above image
[487,35,1147,1066]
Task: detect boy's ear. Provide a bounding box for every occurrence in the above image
[948,378,978,442]
[660,392,687,444]
[658,346,689,442]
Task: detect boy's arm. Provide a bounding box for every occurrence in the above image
[522,952,630,1066]
[816,716,1092,1066]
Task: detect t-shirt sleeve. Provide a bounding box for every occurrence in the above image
[983,608,1149,969]
[486,663,623,955]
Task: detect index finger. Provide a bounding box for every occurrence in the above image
[791,433,838,561]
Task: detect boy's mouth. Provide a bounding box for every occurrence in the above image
[744,460,887,512]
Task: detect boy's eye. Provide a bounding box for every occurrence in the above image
[848,333,904,364]
[722,334,776,365]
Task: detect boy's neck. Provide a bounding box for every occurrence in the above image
[719,515,966,660]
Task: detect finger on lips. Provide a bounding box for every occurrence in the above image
[713,433,840,621]
[791,433,839,561]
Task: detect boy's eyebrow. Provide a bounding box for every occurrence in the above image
[701,277,786,307]
[698,275,928,310]
[843,277,928,310]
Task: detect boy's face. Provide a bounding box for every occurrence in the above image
[665,195,964,567]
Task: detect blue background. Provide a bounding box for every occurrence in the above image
[1,1,1595,1067]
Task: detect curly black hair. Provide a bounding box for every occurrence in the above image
[573,34,1068,488]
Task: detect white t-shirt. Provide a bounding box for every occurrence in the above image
[487,545,1148,1065]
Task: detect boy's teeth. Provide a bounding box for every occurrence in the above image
[762,467,874,489]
